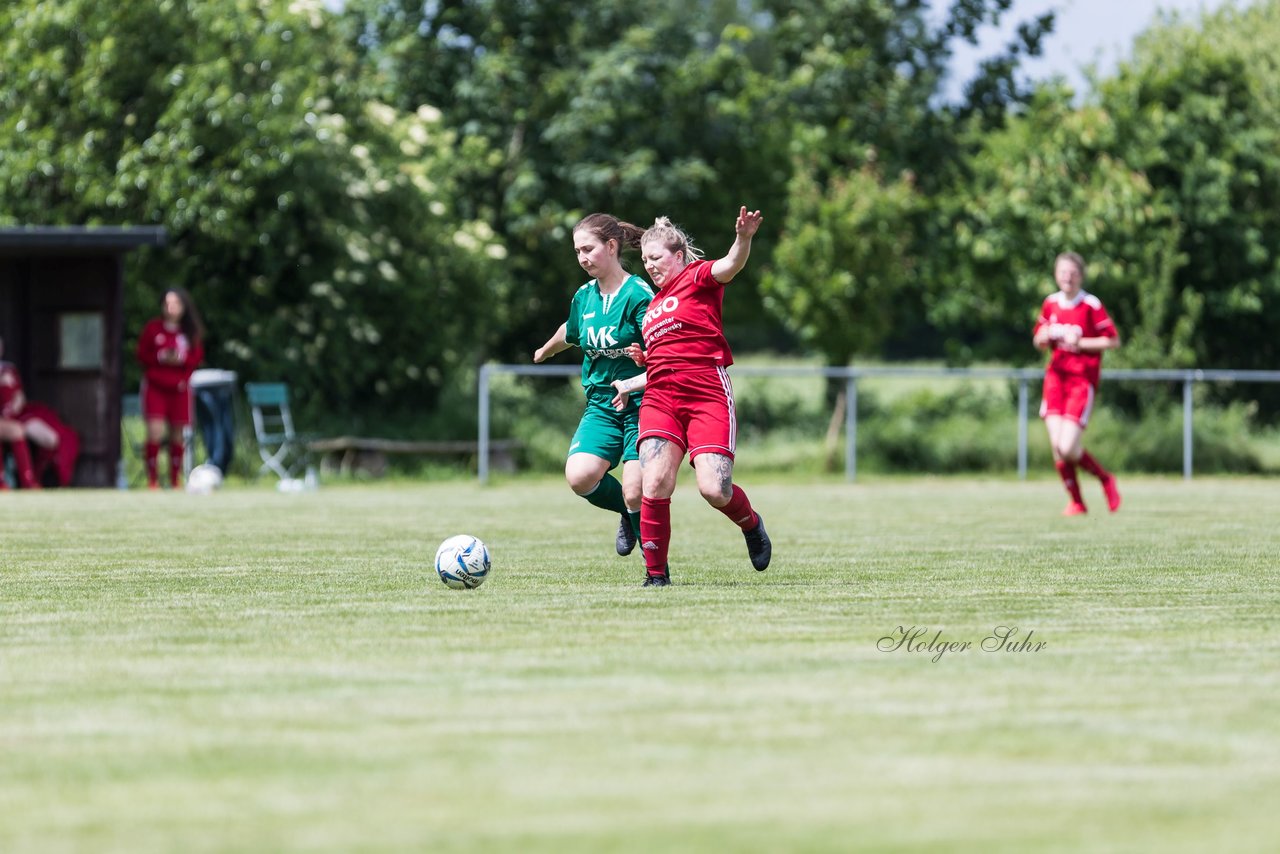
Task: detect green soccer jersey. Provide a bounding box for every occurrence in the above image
[563,273,653,390]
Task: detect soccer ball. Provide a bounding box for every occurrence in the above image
[186,463,223,495]
[434,534,491,589]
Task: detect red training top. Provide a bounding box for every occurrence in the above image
[1033,290,1117,388]
[0,361,23,418]
[136,318,204,392]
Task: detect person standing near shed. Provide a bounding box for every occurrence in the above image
[136,288,204,489]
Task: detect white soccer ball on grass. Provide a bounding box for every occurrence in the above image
[434,534,491,589]
[186,463,223,495]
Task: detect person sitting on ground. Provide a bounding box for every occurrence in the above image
[0,335,78,488]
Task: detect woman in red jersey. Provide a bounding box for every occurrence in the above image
[136,288,205,489]
[1033,252,1122,516]
[613,207,771,587]
[0,334,77,489]
[0,335,41,489]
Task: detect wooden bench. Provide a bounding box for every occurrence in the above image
[306,436,523,477]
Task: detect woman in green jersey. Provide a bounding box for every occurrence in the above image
[533,213,654,556]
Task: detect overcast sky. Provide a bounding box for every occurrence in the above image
[942,0,1250,101]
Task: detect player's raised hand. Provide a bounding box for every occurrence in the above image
[734,207,763,239]
[625,342,646,367]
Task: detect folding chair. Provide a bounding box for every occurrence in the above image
[244,382,314,483]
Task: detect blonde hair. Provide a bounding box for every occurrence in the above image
[641,216,704,262]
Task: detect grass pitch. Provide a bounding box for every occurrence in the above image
[2,476,1278,852]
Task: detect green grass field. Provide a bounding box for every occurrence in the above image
[2,476,1278,852]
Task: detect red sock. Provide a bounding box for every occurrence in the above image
[9,440,38,488]
[715,484,759,531]
[169,441,185,487]
[145,441,160,487]
[1077,450,1110,481]
[1055,460,1084,505]
[640,496,671,575]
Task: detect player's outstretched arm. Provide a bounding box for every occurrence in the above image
[711,207,763,284]
[533,322,571,363]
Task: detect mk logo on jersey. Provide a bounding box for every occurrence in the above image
[585,326,618,348]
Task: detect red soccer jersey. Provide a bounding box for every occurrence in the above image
[0,361,22,418]
[1034,290,1117,387]
[640,259,733,380]
[136,318,204,392]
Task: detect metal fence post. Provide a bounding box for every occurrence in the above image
[478,364,491,484]
[1183,374,1194,480]
[845,376,858,482]
[1017,378,1028,481]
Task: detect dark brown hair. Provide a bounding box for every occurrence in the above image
[574,213,645,257]
[165,287,206,345]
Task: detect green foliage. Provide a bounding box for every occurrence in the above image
[756,0,1054,367]
[344,0,1051,369]
[1088,399,1265,474]
[938,89,1191,370]
[7,0,1280,435]
[1097,2,1280,410]
[762,162,921,364]
[0,0,508,419]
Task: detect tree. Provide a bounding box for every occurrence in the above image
[0,0,507,420]
[762,160,920,366]
[343,0,793,354]
[935,87,1190,373]
[756,0,1054,366]
[1098,1,1280,410]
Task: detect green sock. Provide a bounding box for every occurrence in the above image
[582,473,628,515]
[628,509,641,538]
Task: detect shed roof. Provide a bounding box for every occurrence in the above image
[0,226,166,252]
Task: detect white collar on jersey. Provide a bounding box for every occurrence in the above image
[1051,290,1090,308]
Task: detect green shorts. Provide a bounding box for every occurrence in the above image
[568,387,642,467]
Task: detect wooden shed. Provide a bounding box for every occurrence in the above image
[0,226,167,487]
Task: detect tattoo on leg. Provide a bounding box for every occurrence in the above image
[639,438,669,468]
[711,454,733,498]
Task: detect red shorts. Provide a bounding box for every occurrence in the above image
[142,382,193,427]
[638,366,736,460]
[1040,371,1096,426]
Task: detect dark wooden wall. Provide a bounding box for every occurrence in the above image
[0,254,123,487]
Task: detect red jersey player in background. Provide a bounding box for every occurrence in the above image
[0,334,78,489]
[1032,252,1121,516]
[0,335,41,489]
[135,288,205,489]
[612,207,771,587]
